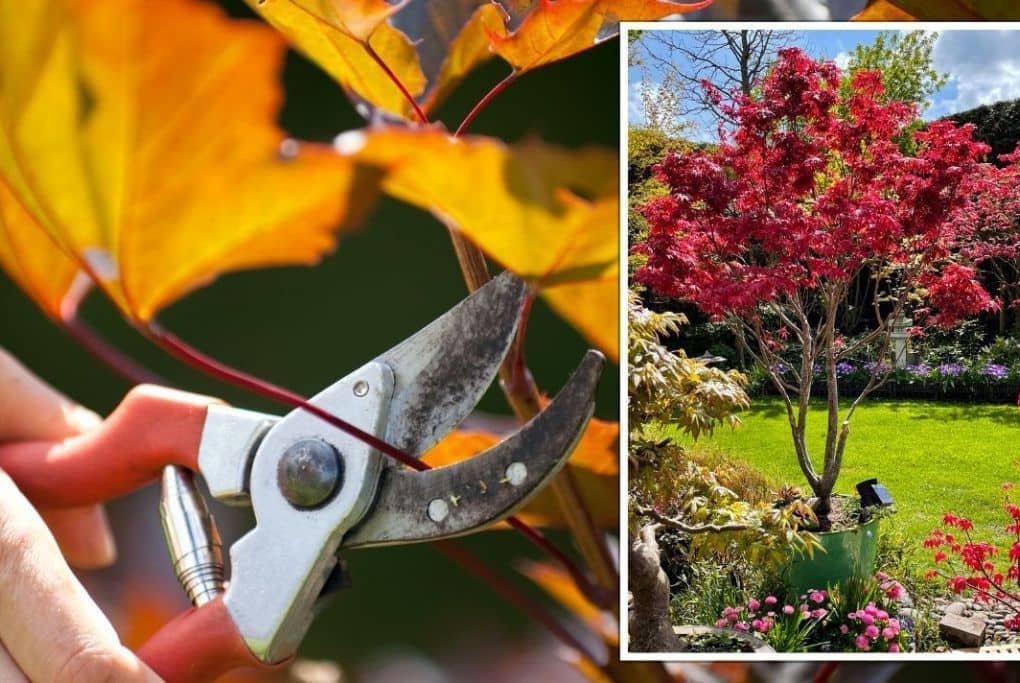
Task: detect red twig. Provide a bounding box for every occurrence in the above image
[455,71,517,137]
[62,314,165,386]
[436,540,604,670]
[364,43,428,124]
[812,662,839,683]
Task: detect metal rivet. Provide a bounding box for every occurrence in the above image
[427,498,449,522]
[277,439,342,508]
[506,462,527,486]
[353,380,369,397]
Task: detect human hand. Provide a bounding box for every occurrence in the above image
[0,347,161,682]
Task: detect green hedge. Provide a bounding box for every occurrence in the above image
[946,98,1020,164]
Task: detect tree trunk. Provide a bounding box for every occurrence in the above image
[628,525,681,652]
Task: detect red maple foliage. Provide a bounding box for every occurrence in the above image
[633,48,1007,513]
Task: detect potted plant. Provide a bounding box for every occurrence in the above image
[634,48,1013,587]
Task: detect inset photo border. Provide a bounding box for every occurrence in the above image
[619,21,1020,662]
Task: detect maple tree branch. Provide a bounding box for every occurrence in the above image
[364,43,428,125]
[448,75,622,617]
[455,71,518,136]
[437,540,606,671]
[62,313,165,386]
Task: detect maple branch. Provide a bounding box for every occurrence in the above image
[364,43,428,125]
[455,71,518,137]
[449,88,621,621]
[62,313,165,386]
[437,540,606,671]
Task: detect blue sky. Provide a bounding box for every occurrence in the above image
[629,29,1020,141]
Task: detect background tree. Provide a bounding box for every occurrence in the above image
[843,31,947,111]
[632,29,795,127]
[634,49,1002,520]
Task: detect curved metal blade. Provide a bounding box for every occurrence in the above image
[343,350,605,549]
[371,271,528,459]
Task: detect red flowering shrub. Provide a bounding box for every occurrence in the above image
[634,47,1005,515]
[925,482,1020,629]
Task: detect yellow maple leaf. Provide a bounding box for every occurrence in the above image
[490,0,713,73]
[338,126,619,359]
[0,0,376,322]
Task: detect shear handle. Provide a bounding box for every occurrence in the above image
[0,385,218,507]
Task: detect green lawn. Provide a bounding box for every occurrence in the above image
[652,398,1020,556]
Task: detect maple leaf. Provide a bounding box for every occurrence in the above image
[338,126,619,360]
[491,0,713,74]
[248,0,712,121]
[423,415,619,528]
[0,0,376,323]
[854,0,1019,19]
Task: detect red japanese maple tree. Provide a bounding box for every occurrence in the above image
[950,148,1020,324]
[634,48,1001,519]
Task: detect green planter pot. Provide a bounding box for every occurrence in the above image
[787,517,880,594]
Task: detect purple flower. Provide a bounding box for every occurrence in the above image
[835,361,855,377]
[937,362,964,377]
[982,363,1009,379]
[906,363,931,377]
[864,360,891,375]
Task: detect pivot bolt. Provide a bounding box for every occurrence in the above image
[278,439,342,508]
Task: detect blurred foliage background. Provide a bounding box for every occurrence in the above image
[0,0,618,675]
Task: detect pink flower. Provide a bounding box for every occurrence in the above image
[864,604,879,616]
[809,590,826,604]
[889,644,901,653]
[876,571,889,581]
[888,619,901,630]
[882,627,897,639]
[876,610,889,621]
[765,596,778,606]
[886,582,904,600]
[783,605,795,615]
[810,609,827,619]
[752,619,770,633]
[856,635,871,651]
[734,622,749,631]
[860,613,875,626]
[839,624,849,634]
[716,619,728,627]
[865,625,880,639]
[748,598,761,611]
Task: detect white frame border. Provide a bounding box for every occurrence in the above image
[618,19,1020,663]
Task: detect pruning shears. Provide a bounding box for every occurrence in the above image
[0,273,604,682]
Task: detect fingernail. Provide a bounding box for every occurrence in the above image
[68,405,103,433]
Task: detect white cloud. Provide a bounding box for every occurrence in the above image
[834,50,851,70]
[628,78,652,125]
[930,31,1020,118]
